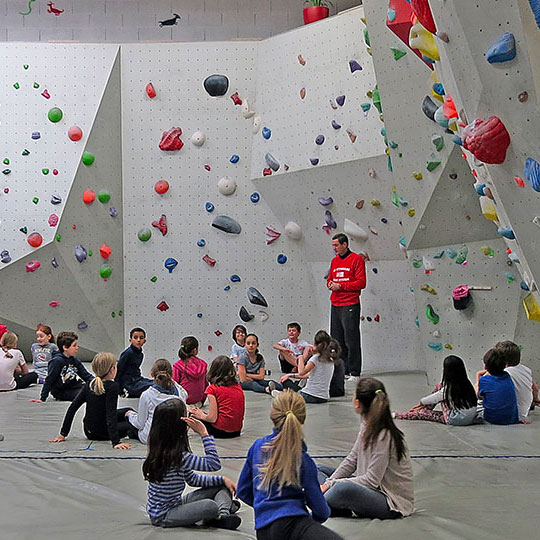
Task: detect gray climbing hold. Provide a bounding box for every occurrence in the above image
[51,194,62,205]
[247,286,268,307]
[265,152,280,171]
[1,250,11,263]
[239,306,254,322]
[203,74,229,97]
[325,210,337,229]
[74,244,87,263]
[422,96,439,121]
[486,32,516,64]
[318,197,333,206]
[212,215,241,234]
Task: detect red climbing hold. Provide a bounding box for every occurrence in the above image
[203,254,216,267]
[374,314,380,322]
[146,82,156,98]
[154,180,170,195]
[159,128,184,151]
[263,168,272,176]
[99,243,112,259]
[49,301,60,307]
[204,164,211,171]
[152,214,168,236]
[83,189,96,204]
[442,96,458,119]
[27,232,43,248]
[230,92,242,105]
[410,0,437,34]
[514,176,525,187]
[68,126,83,141]
[462,116,511,164]
[156,300,169,312]
[25,260,41,272]
[214,330,222,337]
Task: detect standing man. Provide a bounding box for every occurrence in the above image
[327,233,366,396]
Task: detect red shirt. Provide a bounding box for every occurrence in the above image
[205,383,245,433]
[172,356,208,405]
[328,251,366,306]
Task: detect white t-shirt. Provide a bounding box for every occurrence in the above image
[302,354,335,400]
[0,348,26,391]
[505,364,533,420]
[231,343,246,360]
[278,338,310,358]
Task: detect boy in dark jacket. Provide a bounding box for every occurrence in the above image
[115,327,152,397]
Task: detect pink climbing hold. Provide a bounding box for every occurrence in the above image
[159,128,184,151]
[27,232,43,247]
[49,301,60,307]
[68,126,83,141]
[152,214,168,236]
[41,89,50,99]
[100,243,112,259]
[52,169,58,175]
[263,168,272,176]
[202,254,216,267]
[25,260,41,272]
[48,214,58,227]
[462,116,511,164]
[146,82,156,98]
[265,225,281,245]
[410,0,437,34]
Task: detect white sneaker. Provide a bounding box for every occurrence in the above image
[271,389,281,398]
[347,376,360,384]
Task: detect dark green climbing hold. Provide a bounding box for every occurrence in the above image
[426,155,441,171]
[111,312,116,318]
[23,65,29,70]
[97,190,111,203]
[431,133,444,152]
[2,169,11,175]
[99,264,112,279]
[22,149,30,156]
[33,82,39,89]
[32,197,39,204]
[20,227,28,234]
[88,251,93,257]
[364,27,370,47]
[13,83,19,89]
[3,158,9,165]
[118,310,123,316]
[42,168,49,175]
[398,152,403,157]
[391,48,407,61]
[150,276,158,282]
[55,234,61,242]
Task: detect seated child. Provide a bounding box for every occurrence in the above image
[395,355,478,426]
[172,336,208,405]
[273,322,311,374]
[231,325,247,367]
[39,331,93,402]
[31,324,59,384]
[190,356,245,438]
[497,340,536,423]
[50,352,134,449]
[476,348,519,425]
[237,334,282,395]
[0,332,38,391]
[116,327,152,398]
[127,359,187,444]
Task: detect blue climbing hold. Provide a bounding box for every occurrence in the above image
[498,226,515,240]
[247,287,268,307]
[51,194,62,205]
[224,285,231,291]
[521,280,530,291]
[432,83,445,96]
[277,254,287,264]
[205,202,215,213]
[197,239,206,247]
[372,268,378,274]
[1,250,11,263]
[109,207,118,218]
[310,158,319,166]
[250,192,260,203]
[230,274,241,283]
[476,183,486,196]
[452,135,463,146]
[529,0,540,29]
[428,342,443,351]
[164,257,178,273]
[230,154,240,163]
[325,210,337,229]
[262,127,271,140]
[524,157,540,192]
[197,313,203,318]
[349,60,362,72]
[315,135,325,145]
[318,197,333,206]
[486,32,516,64]
[336,95,346,107]
[331,120,341,130]
[387,8,396,21]
[74,244,87,263]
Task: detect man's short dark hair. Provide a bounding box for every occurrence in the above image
[332,233,348,245]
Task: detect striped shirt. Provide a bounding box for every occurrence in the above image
[146,435,224,519]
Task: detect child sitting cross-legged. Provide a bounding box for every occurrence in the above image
[273,322,311,374]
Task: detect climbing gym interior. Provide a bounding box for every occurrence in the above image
[1,0,540,538]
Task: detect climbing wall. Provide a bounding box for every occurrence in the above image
[0,44,124,358]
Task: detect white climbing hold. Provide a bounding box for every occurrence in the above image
[242,99,255,118]
[218,176,237,196]
[253,116,261,134]
[191,131,206,146]
[284,221,302,240]
[344,219,368,241]
[259,311,269,322]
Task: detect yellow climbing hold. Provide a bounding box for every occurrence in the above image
[408,209,416,217]
[370,199,381,207]
[523,292,540,321]
[444,343,453,350]
[480,196,498,221]
[409,19,440,61]
[420,284,437,295]
[413,172,423,180]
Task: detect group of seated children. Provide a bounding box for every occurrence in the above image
[395,341,538,426]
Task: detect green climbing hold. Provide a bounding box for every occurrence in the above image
[426,304,440,324]
[432,133,444,152]
[480,246,494,257]
[364,27,370,47]
[388,141,398,149]
[360,103,371,114]
[111,312,116,318]
[13,83,19,90]
[118,310,123,316]
[412,256,423,269]
[398,152,403,157]
[2,169,11,175]
[387,155,393,172]
[82,151,95,166]
[42,168,49,175]
[391,48,407,61]
[55,234,61,242]
[150,276,158,282]
[3,158,9,165]
[391,187,399,207]
[372,87,382,114]
[22,149,30,156]
[20,227,28,234]
[100,264,112,279]
[446,248,457,259]
[426,155,441,171]
[33,82,39,88]
[88,251,93,257]
[48,107,63,123]
[428,342,443,351]
[97,190,111,204]
[23,64,29,70]
[138,227,152,242]
[32,197,39,204]
[456,245,468,265]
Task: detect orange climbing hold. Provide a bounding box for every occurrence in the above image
[83,189,96,204]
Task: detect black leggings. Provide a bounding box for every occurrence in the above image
[257,515,343,540]
[202,420,241,439]
[15,372,38,389]
[52,383,84,401]
[84,408,139,441]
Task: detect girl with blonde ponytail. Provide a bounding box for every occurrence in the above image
[50,352,136,449]
[0,331,38,391]
[237,390,343,540]
[319,377,414,519]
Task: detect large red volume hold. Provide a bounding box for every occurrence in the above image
[462,116,511,164]
[159,128,184,151]
[410,0,437,34]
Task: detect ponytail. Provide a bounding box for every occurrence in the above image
[259,390,306,492]
[178,336,199,362]
[90,352,117,395]
[356,378,407,462]
[151,358,175,391]
[91,376,105,395]
[313,330,341,363]
[0,331,18,359]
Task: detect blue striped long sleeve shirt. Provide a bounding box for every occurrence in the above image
[147,435,224,519]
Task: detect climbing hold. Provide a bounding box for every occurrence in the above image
[218,177,237,196]
[212,215,241,234]
[330,100,338,110]
[99,244,112,259]
[145,82,156,98]
[324,211,337,229]
[1,250,11,263]
[22,149,30,156]
[426,304,440,324]
[197,239,206,247]
[277,254,287,264]
[47,107,63,123]
[428,342,443,351]
[433,250,444,259]
[68,126,83,141]
[336,95,346,107]
[422,96,439,121]
[74,245,87,263]
[32,132,41,140]
[486,32,516,64]
[518,91,528,103]
[355,200,365,209]
[347,130,357,143]
[524,157,540,192]
[434,107,450,129]
[41,89,50,99]
[230,92,242,105]
[191,131,206,146]
[27,232,43,248]
[331,120,341,130]
[426,154,441,171]
[156,301,169,312]
[408,209,416,217]
[410,0,437,33]
[138,227,152,242]
[372,268,378,274]
[480,196,498,221]
[462,116,511,164]
[318,197,333,206]
[152,214,168,236]
[250,192,260,203]
[247,287,268,307]
[262,127,271,140]
[20,226,28,234]
[480,246,494,257]
[82,189,96,204]
[498,226,515,240]
[284,221,302,240]
[521,280,530,291]
[431,133,444,151]
[298,54,306,65]
[164,258,178,273]
[265,225,281,244]
[25,261,41,273]
[203,74,229,97]
[391,47,407,60]
[514,176,526,188]
[263,168,272,176]
[230,275,241,283]
[82,152,95,166]
[388,140,398,149]
[315,135,325,145]
[370,200,381,207]
[420,284,437,295]
[387,8,396,22]
[109,207,118,218]
[203,254,216,267]
[230,154,240,164]
[349,60,362,73]
[265,153,280,171]
[391,187,399,207]
[154,180,170,195]
[97,190,111,204]
[2,169,10,175]
[253,116,261,134]
[204,165,211,171]
[47,213,58,227]
[409,20,440,60]
[360,103,371,116]
[159,128,184,151]
[508,251,520,264]
[52,169,58,175]
[432,83,445,97]
[344,219,368,241]
[456,245,468,265]
[239,306,254,322]
[413,171,423,180]
[505,272,516,283]
[205,202,215,213]
[300,88,306,99]
[100,264,112,280]
[42,168,49,175]
[242,99,255,118]
[310,158,319,166]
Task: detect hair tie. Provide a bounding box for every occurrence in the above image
[286,410,294,417]
[375,389,383,394]
[180,344,185,349]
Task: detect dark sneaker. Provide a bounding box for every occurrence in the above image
[206,514,241,530]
